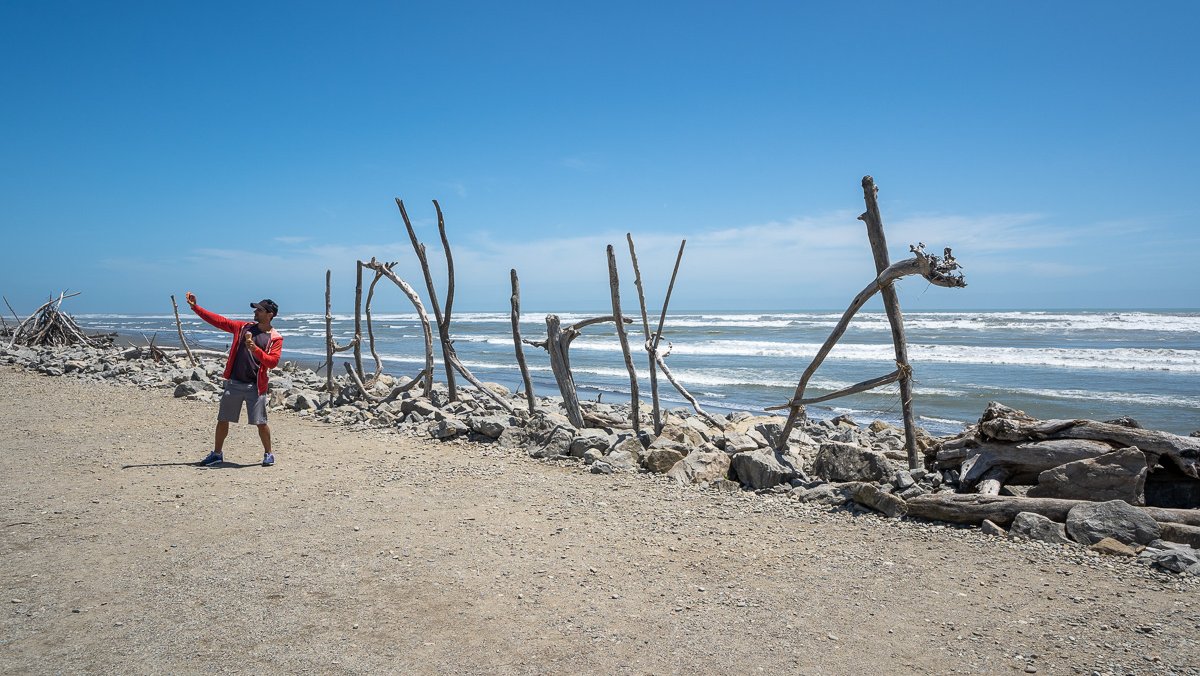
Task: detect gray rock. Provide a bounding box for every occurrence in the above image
[608,436,644,465]
[1089,537,1138,557]
[468,415,511,440]
[730,448,800,489]
[1009,512,1075,546]
[286,391,321,411]
[525,411,574,445]
[664,448,731,485]
[897,485,928,500]
[653,423,706,449]
[570,429,612,457]
[1065,499,1161,546]
[429,416,469,439]
[173,381,205,398]
[402,398,445,421]
[723,432,760,454]
[1142,547,1200,574]
[811,442,899,483]
[604,448,638,472]
[892,469,915,490]
[528,426,575,459]
[581,448,605,465]
[590,461,614,475]
[1026,447,1148,505]
[643,447,685,474]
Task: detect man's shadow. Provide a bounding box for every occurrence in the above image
[121,461,262,469]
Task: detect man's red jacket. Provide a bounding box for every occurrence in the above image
[189,304,283,395]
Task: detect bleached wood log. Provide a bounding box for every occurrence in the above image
[957,439,1116,488]
[364,268,385,384]
[353,260,365,380]
[906,493,1200,529]
[607,245,640,433]
[541,313,632,428]
[509,269,536,414]
[626,234,661,434]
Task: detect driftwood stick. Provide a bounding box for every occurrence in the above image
[767,369,904,410]
[396,198,458,399]
[325,270,335,391]
[2,296,19,328]
[510,269,536,414]
[859,176,918,469]
[353,260,365,381]
[362,258,435,397]
[343,362,380,401]
[626,234,662,434]
[364,268,385,383]
[545,314,584,428]
[654,348,721,428]
[169,295,197,366]
[381,368,432,403]
[607,245,640,433]
[433,199,460,399]
[651,240,686,357]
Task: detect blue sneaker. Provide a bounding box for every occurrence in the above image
[199,450,223,466]
[262,452,275,467]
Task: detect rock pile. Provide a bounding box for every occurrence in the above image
[4,342,1199,577]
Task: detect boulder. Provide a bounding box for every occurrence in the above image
[604,448,639,472]
[789,483,855,506]
[608,436,644,465]
[173,381,206,398]
[1009,512,1074,546]
[653,423,706,449]
[1026,447,1148,504]
[430,417,469,440]
[1065,499,1161,546]
[469,415,511,440]
[664,447,731,485]
[1141,547,1200,574]
[811,442,899,483]
[643,447,685,474]
[286,391,321,411]
[723,432,761,454]
[570,429,612,457]
[528,426,575,459]
[981,519,1006,537]
[730,448,801,489]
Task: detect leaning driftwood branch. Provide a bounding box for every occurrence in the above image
[169,295,197,367]
[361,258,436,397]
[324,270,360,392]
[653,342,721,428]
[767,368,905,410]
[510,269,536,414]
[607,245,640,433]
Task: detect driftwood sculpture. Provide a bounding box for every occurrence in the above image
[774,177,966,468]
[6,292,101,349]
[527,314,631,429]
[509,269,537,414]
[359,258,436,397]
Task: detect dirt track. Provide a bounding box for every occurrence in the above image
[2,365,1198,675]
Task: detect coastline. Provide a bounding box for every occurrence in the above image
[2,356,1199,673]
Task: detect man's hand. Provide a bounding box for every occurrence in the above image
[243,330,256,352]
[185,291,197,307]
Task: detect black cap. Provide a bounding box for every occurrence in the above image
[250,299,279,316]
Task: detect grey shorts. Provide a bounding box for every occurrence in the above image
[218,379,268,425]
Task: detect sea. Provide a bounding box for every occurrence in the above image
[73,310,1200,437]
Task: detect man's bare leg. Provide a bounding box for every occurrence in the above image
[257,424,272,454]
[214,420,230,452]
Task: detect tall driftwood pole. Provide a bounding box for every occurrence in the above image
[510,269,536,414]
[626,234,662,434]
[860,176,919,469]
[353,260,365,381]
[607,245,640,433]
[361,258,435,396]
[325,270,335,391]
[169,295,197,367]
[364,268,385,383]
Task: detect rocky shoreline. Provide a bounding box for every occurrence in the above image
[5,339,1200,582]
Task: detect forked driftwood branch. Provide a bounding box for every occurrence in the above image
[509,269,537,414]
[533,313,632,428]
[775,176,966,467]
[397,198,459,399]
[626,234,662,434]
[364,267,386,384]
[653,341,722,428]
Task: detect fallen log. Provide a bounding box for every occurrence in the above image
[905,493,1200,529]
[957,439,1115,487]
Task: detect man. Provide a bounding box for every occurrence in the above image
[185,292,283,467]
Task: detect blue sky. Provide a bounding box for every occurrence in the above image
[1,1,1197,316]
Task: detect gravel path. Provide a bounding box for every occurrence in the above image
[2,365,1197,675]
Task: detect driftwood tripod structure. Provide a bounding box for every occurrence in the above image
[773,176,967,468]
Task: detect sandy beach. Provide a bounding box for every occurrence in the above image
[2,363,1199,675]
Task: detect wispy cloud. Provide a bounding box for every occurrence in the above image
[273,235,311,245]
